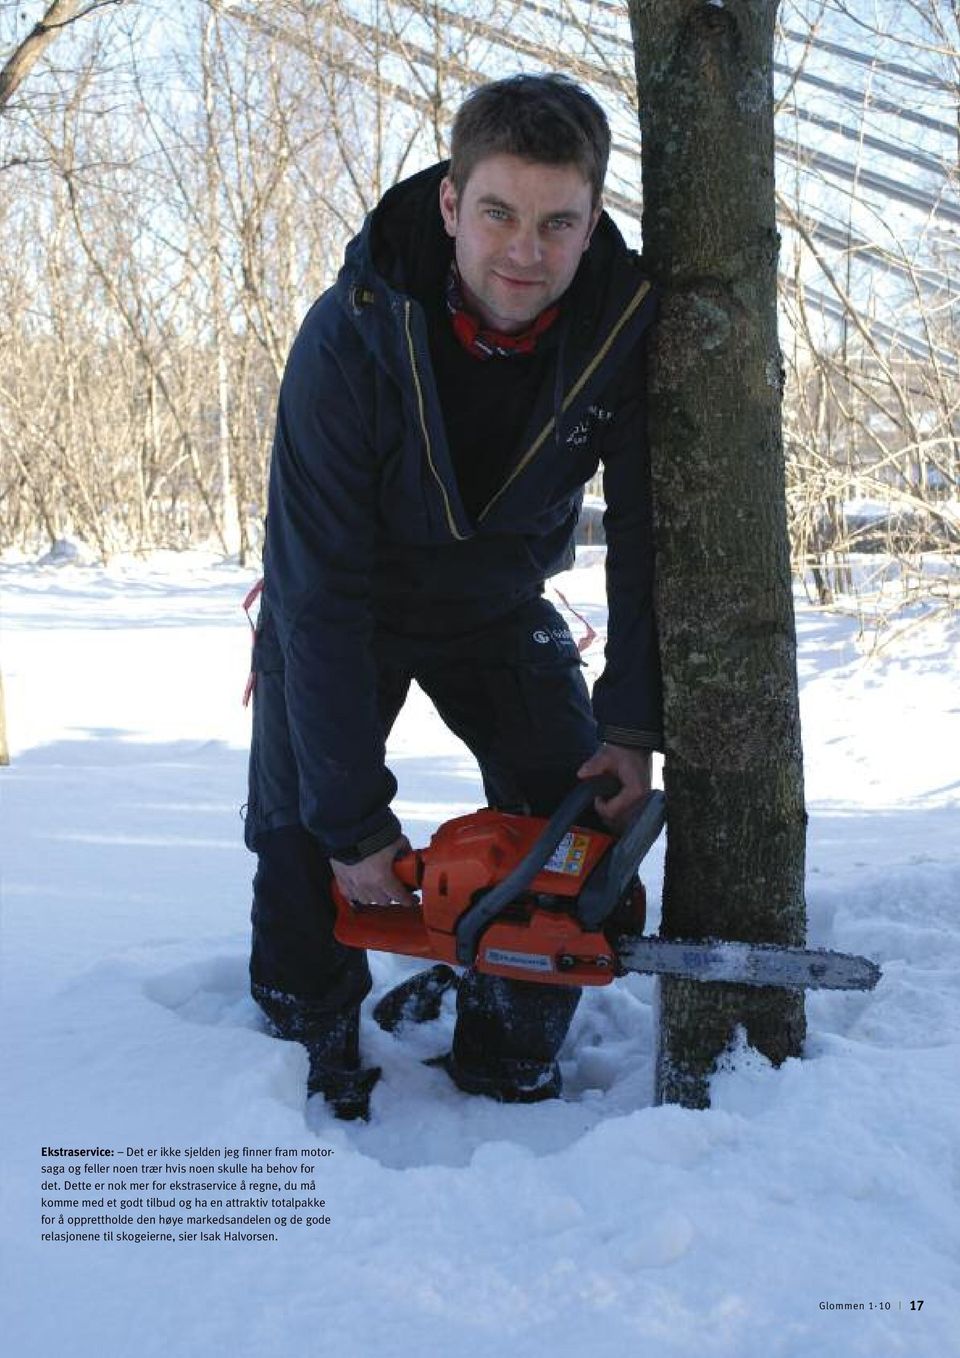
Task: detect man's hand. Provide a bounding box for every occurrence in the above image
[331,836,416,907]
[577,743,654,834]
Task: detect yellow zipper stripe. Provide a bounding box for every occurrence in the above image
[478,278,652,522]
[404,301,466,542]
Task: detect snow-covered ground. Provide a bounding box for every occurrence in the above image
[2,550,958,1357]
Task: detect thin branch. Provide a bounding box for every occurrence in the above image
[0,0,126,113]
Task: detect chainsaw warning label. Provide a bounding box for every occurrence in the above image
[543,831,590,876]
[38,1143,338,1244]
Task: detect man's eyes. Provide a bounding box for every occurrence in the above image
[483,209,574,230]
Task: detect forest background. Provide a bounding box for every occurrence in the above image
[1,0,958,624]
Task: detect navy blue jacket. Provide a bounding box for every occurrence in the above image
[256,162,661,860]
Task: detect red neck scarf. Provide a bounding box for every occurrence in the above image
[445,262,560,360]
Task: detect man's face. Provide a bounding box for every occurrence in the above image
[439,154,601,335]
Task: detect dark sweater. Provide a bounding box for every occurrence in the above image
[425,292,558,520]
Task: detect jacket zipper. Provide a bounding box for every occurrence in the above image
[404,300,467,542]
[478,278,652,523]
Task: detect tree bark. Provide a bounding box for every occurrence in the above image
[629,0,807,1107]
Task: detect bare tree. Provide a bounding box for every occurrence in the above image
[630,0,807,1108]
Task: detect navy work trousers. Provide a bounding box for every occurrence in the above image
[246,595,600,1083]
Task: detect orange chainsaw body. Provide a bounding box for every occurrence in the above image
[332,805,647,987]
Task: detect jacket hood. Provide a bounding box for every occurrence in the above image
[368,161,453,301]
[336,160,650,370]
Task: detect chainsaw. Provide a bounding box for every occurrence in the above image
[331,776,882,1013]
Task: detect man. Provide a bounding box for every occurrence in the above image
[245,73,661,1119]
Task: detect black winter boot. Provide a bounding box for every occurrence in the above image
[307,1055,382,1121]
[303,1008,381,1121]
[440,970,577,1103]
[252,983,381,1121]
[431,1049,562,1103]
[373,964,459,1032]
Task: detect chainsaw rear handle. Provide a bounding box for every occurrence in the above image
[389,848,424,892]
[453,774,631,966]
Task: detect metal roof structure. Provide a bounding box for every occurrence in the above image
[326,0,959,371]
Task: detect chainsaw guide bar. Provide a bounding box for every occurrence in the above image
[616,935,881,991]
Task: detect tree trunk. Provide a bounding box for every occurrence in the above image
[201,10,242,560]
[629,0,807,1107]
[0,669,9,765]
